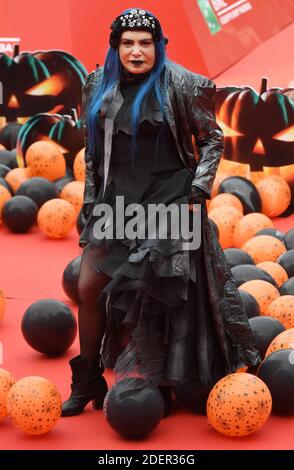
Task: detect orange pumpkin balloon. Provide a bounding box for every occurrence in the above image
[208,205,243,249]
[0,185,11,219]
[5,167,31,193]
[257,261,288,287]
[0,288,6,322]
[0,369,15,421]
[233,213,274,249]
[26,141,66,181]
[241,235,286,264]
[7,376,61,435]
[209,193,243,214]
[266,295,294,329]
[207,373,272,437]
[265,328,294,358]
[73,148,85,182]
[256,176,291,217]
[37,198,76,239]
[60,181,85,214]
[239,280,280,314]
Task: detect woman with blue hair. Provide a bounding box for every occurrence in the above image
[62,8,259,418]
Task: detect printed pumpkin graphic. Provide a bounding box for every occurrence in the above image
[0,47,87,120]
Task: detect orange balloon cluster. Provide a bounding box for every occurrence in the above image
[266,295,294,329]
[73,148,85,182]
[0,369,15,421]
[26,141,66,181]
[257,261,288,287]
[233,213,274,248]
[7,376,61,435]
[266,328,294,358]
[0,185,11,219]
[256,175,291,217]
[60,181,85,214]
[0,288,6,321]
[208,205,243,249]
[207,373,272,437]
[241,235,286,264]
[239,280,280,314]
[37,198,76,239]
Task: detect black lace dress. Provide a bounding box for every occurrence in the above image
[83,73,226,387]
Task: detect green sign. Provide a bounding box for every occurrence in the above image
[197,0,222,34]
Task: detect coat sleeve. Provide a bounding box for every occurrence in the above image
[190,78,224,199]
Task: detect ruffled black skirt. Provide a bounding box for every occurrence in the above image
[84,168,226,387]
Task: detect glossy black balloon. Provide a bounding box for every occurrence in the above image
[2,195,38,233]
[284,229,294,251]
[0,163,10,178]
[0,149,18,169]
[232,264,278,288]
[16,177,58,208]
[224,248,254,268]
[218,176,261,214]
[62,256,82,303]
[104,378,164,439]
[21,299,77,356]
[277,250,294,278]
[257,349,294,415]
[256,228,285,243]
[0,123,22,150]
[238,289,260,318]
[76,209,86,236]
[208,218,219,239]
[280,277,294,296]
[248,316,285,359]
[0,177,13,194]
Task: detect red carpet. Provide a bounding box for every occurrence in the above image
[0,214,294,450]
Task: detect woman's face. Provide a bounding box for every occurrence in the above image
[119,30,155,74]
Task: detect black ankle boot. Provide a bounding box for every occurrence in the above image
[158,386,172,418]
[61,355,108,417]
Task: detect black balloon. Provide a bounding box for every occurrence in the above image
[284,229,294,251]
[248,316,285,360]
[104,378,164,439]
[224,248,254,268]
[208,218,219,239]
[238,289,260,318]
[256,228,285,243]
[62,256,82,303]
[280,277,294,296]
[218,176,261,214]
[0,149,18,169]
[277,250,294,278]
[0,163,10,178]
[173,380,214,415]
[21,299,77,356]
[16,177,58,208]
[54,175,74,193]
[76,209,86,236]
[0,177,13,194]
[257,349,294,415]
[0,123,22,150]
[2,195,38,233]
[232,264,278,288]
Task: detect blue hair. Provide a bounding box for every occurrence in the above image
[87,8,168,163]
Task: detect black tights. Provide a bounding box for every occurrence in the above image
[77,244,111,366]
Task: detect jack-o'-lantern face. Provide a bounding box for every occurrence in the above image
[0,50,87,119]
[215,82,294,171]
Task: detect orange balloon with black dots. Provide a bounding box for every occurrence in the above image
[265,328,294,357]
[208,205,243,249]
[209,193,244,214]
[266,295,294,329]
[256,175,291,217]
[6,376,61,435]
[0,369,15,421]
[257,261,288,287]
[206,373,272,437]
[239,280,280,314]
[241,235,286,264]
[73,148,85,182]
[233,213,274,249]
[5,167,31,193]
[26,141,66,181]
[0,185,11,219]
[60,181,85,214]
[37,198,76,239]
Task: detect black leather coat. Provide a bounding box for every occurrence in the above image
[80,61,260,372]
